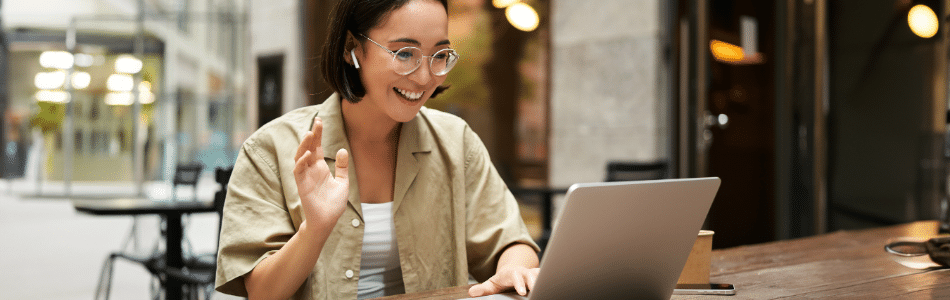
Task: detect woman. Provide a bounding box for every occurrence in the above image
[215,0,540,299]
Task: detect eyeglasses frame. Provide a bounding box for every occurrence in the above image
[358,33,459,76]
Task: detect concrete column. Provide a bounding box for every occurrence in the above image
[549,0,665,188]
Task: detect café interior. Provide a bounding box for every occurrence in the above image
[3,0,950,299]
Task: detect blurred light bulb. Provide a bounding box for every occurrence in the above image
[139,91,155,104]
[908,4,938,38]
[506,3,539,32]
[35,90,70,103]
[115,55,143,74]
[74,53,95,67]
[718,114,729,126]
[72,72,91,89]
[39,51,74,69]
[138,81,155,104]
[107,74,134,92]
[493,0,520,8]
[105,92,133,106]
[34,71,67,90]
[710,40,744,62]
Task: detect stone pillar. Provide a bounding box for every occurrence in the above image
[549,0,665,188]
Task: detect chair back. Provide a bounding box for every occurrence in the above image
[213,166,233,249]
[213,167,232,218]
[605,161,668,182]
[173,164,203,200]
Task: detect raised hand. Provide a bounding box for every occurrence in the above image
[293,117,350,227]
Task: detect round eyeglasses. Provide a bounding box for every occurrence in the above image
[360,34,460,76]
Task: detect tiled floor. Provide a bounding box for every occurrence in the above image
[0,178,546,300]
[0,179,241,300]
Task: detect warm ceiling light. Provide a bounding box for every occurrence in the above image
[107,74,134,92]
[72,72,91,90]
[505,3,539,32]
[39,51,74,69]
[35,90,70,103]
[34,71,67,90]
[493,0,520,8]
[104,92,134,106]
[710,40,744,62]
[115,55,143,74]
[105,91,155,105]
[74,53,95,67]
[139,91,156,104]
[908,4,938,38]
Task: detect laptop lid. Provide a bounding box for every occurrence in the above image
[525,177,721,300]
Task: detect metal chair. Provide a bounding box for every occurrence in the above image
[163,166,232,300]
[94,163,205,300]
[173,163,203,201]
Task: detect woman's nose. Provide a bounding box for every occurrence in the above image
[407,60,433,86]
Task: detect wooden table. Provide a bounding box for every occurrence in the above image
[375,221,950,299]
[74,198,216,300]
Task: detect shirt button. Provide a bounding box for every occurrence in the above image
[351,218,360,227]
[345,269,354,279]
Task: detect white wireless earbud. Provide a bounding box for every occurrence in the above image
[350,49,360,69]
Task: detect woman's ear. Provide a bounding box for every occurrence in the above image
[344,31,361,68]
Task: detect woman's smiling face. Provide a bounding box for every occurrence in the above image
[352,0,450,123]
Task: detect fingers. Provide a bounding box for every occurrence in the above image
[311,117,325,165]
[294,150,313,176]
[512,271,527,296]
[467,277,503,297]
[334,148,349,180]
[296,117,321,162]
[467,268,539,297]
[295,131,314,162]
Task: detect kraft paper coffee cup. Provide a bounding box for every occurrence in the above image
[677,230,714,284]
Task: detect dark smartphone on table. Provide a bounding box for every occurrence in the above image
[673,283,736,295]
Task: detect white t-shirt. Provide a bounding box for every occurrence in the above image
[356,202,405,299]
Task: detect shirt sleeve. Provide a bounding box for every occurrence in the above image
[463,126,541,281]
[215,138,297,297]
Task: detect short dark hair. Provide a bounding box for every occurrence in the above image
[321,0,450,103]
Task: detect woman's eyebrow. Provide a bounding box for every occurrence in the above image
[388,38,452,47]
[390,38,421,45]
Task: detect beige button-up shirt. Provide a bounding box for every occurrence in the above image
[215,94,539,299]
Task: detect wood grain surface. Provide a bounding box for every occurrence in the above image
[375,221,948,299]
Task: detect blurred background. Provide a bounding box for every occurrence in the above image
[3,0,950,299]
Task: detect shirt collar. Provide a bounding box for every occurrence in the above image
[314,93,432,160]
[314,93,350,160]
[315,93,432,216]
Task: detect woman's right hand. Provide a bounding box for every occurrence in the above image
[245,117,349,299]
[293,117,350,228]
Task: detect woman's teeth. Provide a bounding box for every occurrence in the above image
[395,88,423,101]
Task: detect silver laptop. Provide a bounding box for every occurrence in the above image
[466,177,721,300]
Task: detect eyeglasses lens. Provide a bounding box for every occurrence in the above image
[391,48,459,76]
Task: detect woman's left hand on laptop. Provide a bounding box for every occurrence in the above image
[468,243,541,297]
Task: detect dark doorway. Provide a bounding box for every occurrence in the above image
[705,0,776,248]
[676,0,777,248]
[258,54,284,128]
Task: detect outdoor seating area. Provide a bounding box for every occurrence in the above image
[5,0,950,299]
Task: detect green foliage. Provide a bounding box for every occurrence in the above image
[427,9,492,111]
[30,102,65,133]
